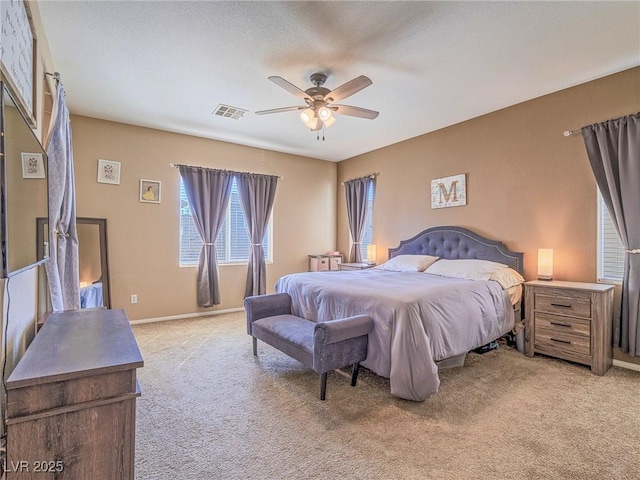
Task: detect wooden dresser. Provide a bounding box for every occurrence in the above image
[524,280,614,375]
[5,308,143,479]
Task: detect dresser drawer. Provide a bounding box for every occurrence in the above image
[535,292,591,318]
[535,326,591,356]
[535,312,590,338]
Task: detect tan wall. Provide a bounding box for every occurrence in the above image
[71,115,337,320]
[337,66,640,363]
[338,67,640,278]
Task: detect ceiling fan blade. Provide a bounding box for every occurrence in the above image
[255,106,305,115]
[268,76,312,101]
[324,75,372,103]
[333,104,379,119]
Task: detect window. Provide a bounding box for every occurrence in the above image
[598,191,624,282]
[179,178,272,266]
[361,180,375,262]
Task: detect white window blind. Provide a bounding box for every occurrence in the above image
[361,180,375,262]
[180,178,271,266]
[598,192,624,282]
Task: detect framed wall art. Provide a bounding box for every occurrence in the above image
[140,179,161,204]
[431,173,467,209]
[21,152,45,178]
[97,159,121,185]
[0,0,37,126]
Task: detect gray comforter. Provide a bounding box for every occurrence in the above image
[275,269,514,401]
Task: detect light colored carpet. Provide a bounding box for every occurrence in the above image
[133,312,640,480]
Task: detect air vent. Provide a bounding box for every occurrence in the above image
[212,104,248,120]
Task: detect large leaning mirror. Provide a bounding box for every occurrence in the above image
[1,82,49,277]
[36,217,111,309]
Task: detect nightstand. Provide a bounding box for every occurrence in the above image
[338,263,376,271]
[524,280,614,375]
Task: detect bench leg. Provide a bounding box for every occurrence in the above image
[252,337,257,356]
[351,363,360,386]
[320,372,327,401]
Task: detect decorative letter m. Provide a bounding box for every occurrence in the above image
[438,181,458,204]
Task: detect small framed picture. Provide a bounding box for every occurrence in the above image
[431,173,467,209]
[97,159,121,185]
[140,179,161,204]
[21,153,45,178]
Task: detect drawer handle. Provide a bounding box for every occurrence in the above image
[550,321,572,328]
[550,337,571,344]
[550,302,572,308]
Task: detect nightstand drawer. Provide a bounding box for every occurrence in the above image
[535,327,591,356]
[535,313,590,337]
[535,293,591,318]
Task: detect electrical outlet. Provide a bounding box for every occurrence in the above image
[130,294,138,304]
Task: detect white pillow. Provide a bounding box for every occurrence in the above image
[424,259,507,280]
[489,267,525,289]
[375,254,439,272]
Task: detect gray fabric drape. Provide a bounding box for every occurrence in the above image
[582,112,640,356]
[178,166,233,307]
[236,173,279,297]
[344,177,372,263]
[45,82,80,311]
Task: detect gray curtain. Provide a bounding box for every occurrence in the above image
[344,177,372,263]
[582,112,640,356]
[236,173,279,297]
[45,81,80,311]
[178,166,233,307]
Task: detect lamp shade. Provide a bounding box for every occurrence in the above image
[322,114,336,128]
[299,108,315,125]
[538,248,553,280]
[317,105,332,121]
[367,244,377,264]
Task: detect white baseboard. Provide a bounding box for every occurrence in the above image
[613,359,640,373]
[129,307,244,325]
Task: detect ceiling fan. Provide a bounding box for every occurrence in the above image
[255,72,379,131]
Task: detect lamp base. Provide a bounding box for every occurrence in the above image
[537,275,553,281]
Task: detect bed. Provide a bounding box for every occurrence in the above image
[80,282,104,308]
[274,226,524,401]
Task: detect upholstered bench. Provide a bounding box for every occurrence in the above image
[244,293,374,400]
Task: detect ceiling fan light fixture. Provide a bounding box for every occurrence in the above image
[299,108,315,125]
[323,114,336,128]
[260,73,378,135]
[308,116,322,130]
[317,105,332,121]
[300,108,323,130]
[309,117,321,130]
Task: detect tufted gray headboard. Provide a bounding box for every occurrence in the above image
[388,226,524,275]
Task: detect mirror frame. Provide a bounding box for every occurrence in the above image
[0,82,50,277]
[36,217,111,309]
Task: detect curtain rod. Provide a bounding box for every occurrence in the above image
[563,129,583,137]
[45,71,61,83]
[341,172,378,186]
[169,163,283,179]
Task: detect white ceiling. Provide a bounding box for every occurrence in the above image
[37,1,640,162]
